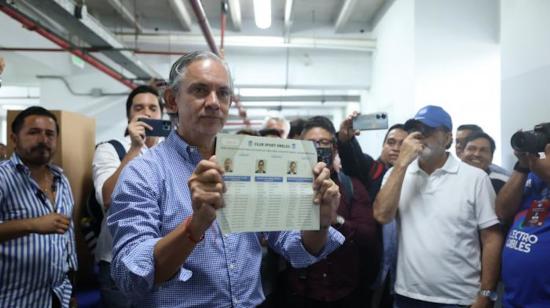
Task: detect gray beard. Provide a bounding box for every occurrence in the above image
[419,145,445,162]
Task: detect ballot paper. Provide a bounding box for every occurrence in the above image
[215,133,319,234]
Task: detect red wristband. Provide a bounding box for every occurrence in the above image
[183,216,204,244]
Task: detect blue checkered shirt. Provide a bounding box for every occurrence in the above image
[108,130,344,307]
[0,154,77,308]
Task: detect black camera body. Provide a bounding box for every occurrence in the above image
[511,122,550,154]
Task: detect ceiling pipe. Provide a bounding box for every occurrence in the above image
[0,47,188,57]
[0,47,68,52]
[220,0,228,55]
[0,5,137,89]
[188,0,220,56]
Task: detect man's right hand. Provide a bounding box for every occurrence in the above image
[127,117,153,149]
[188,156,226,235]
[514,149,531,170]
[31,213,70,234]
[394,132,424,168]
[527,144,550,183]
[338,111,360,143]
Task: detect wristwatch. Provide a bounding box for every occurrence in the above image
[478,290,498,301]
[335,215,345,227]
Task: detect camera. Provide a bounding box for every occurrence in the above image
[510,122,550,154]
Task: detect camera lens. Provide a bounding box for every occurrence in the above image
[511,130,547,154]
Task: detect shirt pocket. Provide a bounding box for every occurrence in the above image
[1,202,32,220]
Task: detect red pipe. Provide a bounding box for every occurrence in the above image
[189,0,220,56]
[220,0,227,55]
[0,5,137,89]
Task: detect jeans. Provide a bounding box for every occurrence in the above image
[394,294,469,308]
[98,261,133,308]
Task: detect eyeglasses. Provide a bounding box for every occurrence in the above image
[308,139,334,148]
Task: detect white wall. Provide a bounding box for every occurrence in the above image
[357,0,416,158]
[363,0,501,163]
[415,0,501,162]
[500,0,550,168]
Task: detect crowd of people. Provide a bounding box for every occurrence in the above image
[0,51,548,308]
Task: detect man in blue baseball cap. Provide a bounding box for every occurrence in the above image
[374,105,503,308]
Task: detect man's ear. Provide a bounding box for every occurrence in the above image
[10,132,17,150]
[445,132,453,150]
[164,88,178,114]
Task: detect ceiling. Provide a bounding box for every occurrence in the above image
[85,0,387,36]
[0,0,390,128]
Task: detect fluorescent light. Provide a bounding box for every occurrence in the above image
[253,0,271,29]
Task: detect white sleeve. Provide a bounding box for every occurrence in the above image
[381,166,393,186]
[92,142,121,208]
[475,173,499,229]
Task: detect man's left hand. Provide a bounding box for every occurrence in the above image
[528,144,550,183]
[313,162,340,229]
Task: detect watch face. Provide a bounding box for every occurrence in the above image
[479,290,497,301]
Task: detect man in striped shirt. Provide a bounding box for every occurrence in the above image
[0,106,77,308]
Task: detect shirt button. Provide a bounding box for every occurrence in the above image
[322,273,327,278]
[229,264,235,270]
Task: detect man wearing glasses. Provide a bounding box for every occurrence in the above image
[283,116,381,308]
[374,105,503,308]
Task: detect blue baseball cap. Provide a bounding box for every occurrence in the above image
[404,105,453,131]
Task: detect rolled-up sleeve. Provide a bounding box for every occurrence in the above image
[266,228,344,269]
[107,160,163,298]
[92,142,121,207]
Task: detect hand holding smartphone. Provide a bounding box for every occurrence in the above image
[139,118,172,137]
[352,113,389,131]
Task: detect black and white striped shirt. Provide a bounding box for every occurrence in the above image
[0,154,77,308]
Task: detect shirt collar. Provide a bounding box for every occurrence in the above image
[11,152,64,178]
[407,152,459,175]
[165,129,196,161]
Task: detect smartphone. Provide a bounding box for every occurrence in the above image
[316,147,333,167]
[139,118,172,137]
[352,113,389,131]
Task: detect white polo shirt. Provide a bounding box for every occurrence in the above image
[383,154,498,305]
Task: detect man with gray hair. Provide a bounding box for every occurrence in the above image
[263,114,290,139]
[107,51,344,307]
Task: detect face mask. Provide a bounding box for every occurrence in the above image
[316,146,333,168]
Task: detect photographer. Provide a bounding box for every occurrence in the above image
[496,124,550,307]
[92,85,163,307]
